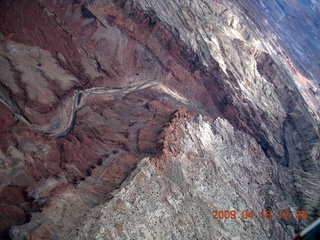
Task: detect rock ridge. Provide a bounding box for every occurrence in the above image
[0,0,319,238]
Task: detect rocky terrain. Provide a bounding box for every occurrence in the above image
[0,0,319,239]
[235,0,320,85]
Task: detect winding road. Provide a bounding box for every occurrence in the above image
[0,79,193,138]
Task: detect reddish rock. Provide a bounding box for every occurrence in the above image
[0,185,33,239]
[0,0,318,238]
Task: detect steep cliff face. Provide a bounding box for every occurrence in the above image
[77,114,296,239]
[0,0,319,239]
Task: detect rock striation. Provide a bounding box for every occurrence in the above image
[235,0,320,85]
[78,115,295,239]
[0,0,319,239]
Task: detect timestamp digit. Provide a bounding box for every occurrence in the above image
[301,210,308,219]
[261,210,272,219]
[266,210,272,219]
[230,210,236,219]
[242,210,248,219]
[296,210,308,220]
[280,210,290,220]
[212,210,218,219]
[218,210,224,219]
[248,210,254,219]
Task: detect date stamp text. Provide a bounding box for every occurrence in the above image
[212,210,308,220]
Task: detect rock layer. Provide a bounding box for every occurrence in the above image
[0,0,319,239]
[79,116,295,239]
[235,0,320,85]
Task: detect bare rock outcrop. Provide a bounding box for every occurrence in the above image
[78,116,295,239]
[0,0,319,239]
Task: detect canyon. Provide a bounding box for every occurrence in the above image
[0,0,319,239]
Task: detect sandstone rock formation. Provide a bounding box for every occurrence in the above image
[0,0,319,239]
[78,115,294,239]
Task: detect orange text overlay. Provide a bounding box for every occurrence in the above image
[212,210,308,220]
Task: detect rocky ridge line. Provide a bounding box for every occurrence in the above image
[0,0,319,238]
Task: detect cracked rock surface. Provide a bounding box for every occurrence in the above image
[78,116,294,239]
[0,0,319,239]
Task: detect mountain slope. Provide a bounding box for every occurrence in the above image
[0,0,319,239]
